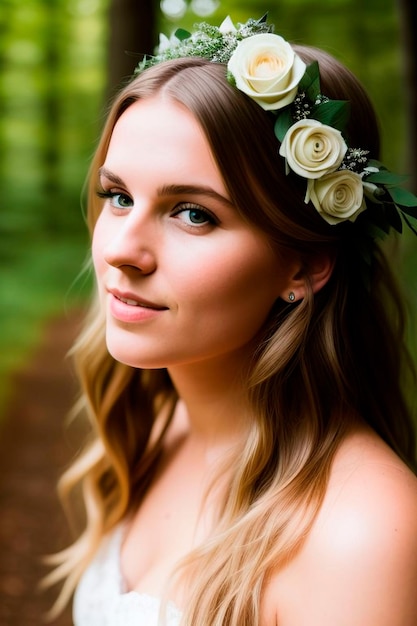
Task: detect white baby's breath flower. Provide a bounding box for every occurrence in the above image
[279,119,347,179]
[227,33,306,110]
[305,170,366,225]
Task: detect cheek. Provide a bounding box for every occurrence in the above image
[91,233,102,273]
[175,243,282,322]
[91,223,108,292]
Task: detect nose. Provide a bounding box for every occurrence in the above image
[102,210,157,274]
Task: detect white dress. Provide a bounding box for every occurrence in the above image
[73,526,182,626]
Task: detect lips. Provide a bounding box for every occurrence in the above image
[109,288,168,310]
[118,296,140,306]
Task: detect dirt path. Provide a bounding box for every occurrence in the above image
[0,311,86,626]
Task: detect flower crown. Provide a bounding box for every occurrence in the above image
[136,15,417,237]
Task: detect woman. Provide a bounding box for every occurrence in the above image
[47,15,417,626]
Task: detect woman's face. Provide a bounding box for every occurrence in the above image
[93,97,296,371]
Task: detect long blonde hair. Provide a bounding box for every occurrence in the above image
[46,50,416,623]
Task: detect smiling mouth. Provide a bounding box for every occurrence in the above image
[118,296,142,306]
[114,294,167,310]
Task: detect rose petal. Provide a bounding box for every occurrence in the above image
[227,34,306,111]
[280,119,347,179]
[306,172,366,225]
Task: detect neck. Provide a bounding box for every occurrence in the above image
[167,350,252,448]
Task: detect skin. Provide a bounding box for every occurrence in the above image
[264,427,417,625]
[93,96,303,448]
[92,97,417,625]
[93,98,299,375]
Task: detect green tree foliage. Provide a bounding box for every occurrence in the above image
[0,0,108,409]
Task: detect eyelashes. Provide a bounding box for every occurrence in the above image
[96,189,218,228]
[171,203,217,227]
[96,189,133,209]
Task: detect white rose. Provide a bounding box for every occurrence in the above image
[227,33,306,111]
[279,119,348,179]
[305,170,366,225]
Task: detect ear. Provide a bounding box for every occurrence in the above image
[280,253,335,303]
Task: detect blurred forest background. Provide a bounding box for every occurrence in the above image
[0,0,416,417]
[0,2,416,622]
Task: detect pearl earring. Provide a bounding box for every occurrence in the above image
[288,292,295,302]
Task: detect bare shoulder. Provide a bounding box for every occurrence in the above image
[265,428,417,626]
[318,427,417,539]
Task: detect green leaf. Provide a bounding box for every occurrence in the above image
[174,28,191,41]
[274,108,293,142]
[298,62,321,102]
[226,70,236,87]
[257,13,269,24]
[402,213,417,236]
[135,56,148,73]
[388,186,417,207]
[366,159,385,170]
[385,203,403,233]
[398,204,417,218]
[366,205,392,236]
[365,171,409,186]
[311,100,350,131]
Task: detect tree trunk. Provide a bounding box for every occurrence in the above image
[107,0,157,97]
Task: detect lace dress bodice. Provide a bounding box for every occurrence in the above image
[73,526,182,626]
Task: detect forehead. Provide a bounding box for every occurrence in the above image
[104,98,222,185]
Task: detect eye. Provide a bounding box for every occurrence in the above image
[96,190,133,210]
[172,203,217,228]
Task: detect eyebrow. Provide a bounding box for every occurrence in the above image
[159,184,234,208]
[99,167,125,186]
[98,166,234,208]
